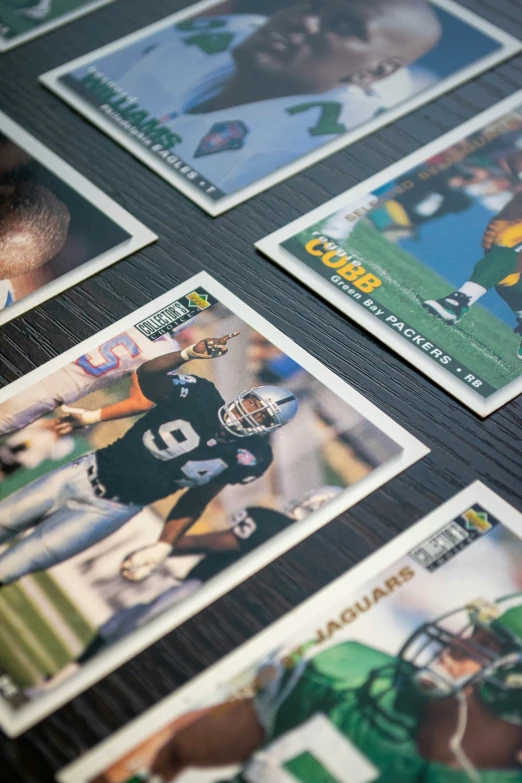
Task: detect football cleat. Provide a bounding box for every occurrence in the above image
[423,291,471,324]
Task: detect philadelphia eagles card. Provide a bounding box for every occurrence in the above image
[0,0,116,51]
[0,110,155,326]
[0,271,426,736]
[57,481,522,783]
[40,0,519,215]
[258,91,522,416]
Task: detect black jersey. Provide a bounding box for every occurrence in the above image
[95,374,273,506]
[190,506,293,582]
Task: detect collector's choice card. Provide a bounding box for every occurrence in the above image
[0,0,116,51]
[57,481,522,783]
[0,271,426,735]
[0,111,155,325]
[40,0,520,216]
[258,91,522,416]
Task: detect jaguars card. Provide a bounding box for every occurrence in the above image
[0,0,116,50]
[258,90,522,417]
[56,481,522,783]
[0,271,426,735]
[0,110,155,325]
[40,0,519,215]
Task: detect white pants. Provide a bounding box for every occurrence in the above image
[0,372,84,436]
[0,453,142,584]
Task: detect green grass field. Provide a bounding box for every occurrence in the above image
[0,0,94,39]
[293,220,522,392]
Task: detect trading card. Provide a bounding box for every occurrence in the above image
[57,481,522,783]
[0,0,116,51]
[258,91,522,416]
[40,0,520,216]
[0,271,426,735]
[0,111,155,326]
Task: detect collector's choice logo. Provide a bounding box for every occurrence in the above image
[135,289,214,340]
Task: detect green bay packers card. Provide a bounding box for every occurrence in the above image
[0,271,426,736]
[0,0,116,51]
[0,111,155,326]
[258,90,522,417]
[40,1,520,216]
[56,481,522,783]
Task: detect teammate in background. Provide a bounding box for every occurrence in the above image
[108,596,522,783]
[424,191,522,359]
[0,181,70,308]
[0,328,182,436]
[0,333,298,587]
[96,0,441,195]
[0,419,74,479]
[74,486,343,663]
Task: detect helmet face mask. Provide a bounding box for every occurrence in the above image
[396,597,522,724]
[286,485,344,520]
[218,386,298,438]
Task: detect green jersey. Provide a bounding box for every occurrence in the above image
[227,642,522,783]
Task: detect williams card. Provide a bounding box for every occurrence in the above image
[0,111,155,325]
[258,91,522,416]
[0,271,426,735]
[57,481,522,783]
[40,0,520,215]
[0,0,117,52]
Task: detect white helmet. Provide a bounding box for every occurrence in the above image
[219,385,298,438]
[287,486,344,521]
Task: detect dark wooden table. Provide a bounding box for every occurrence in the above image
[1,0,522,779]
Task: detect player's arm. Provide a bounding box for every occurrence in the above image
[150,699,265,780]
[136,332,240,404]
[121,483,226,582]
[482,192,522,250]
[54,372,154,434]
[172,529,239,555]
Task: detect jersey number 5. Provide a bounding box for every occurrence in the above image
[76,334,141,377]
[143,419,227,484]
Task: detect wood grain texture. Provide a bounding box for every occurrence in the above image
[1,0,522,779]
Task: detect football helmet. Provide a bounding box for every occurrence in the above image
[396,594,522,724]
[287,486,343,521]
[219,386,298,438]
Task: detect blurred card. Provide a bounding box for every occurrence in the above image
[0,271,427,735]
[57,481,522,783]
[40,0,519,215]
[0,0,116,51]
[258,91,522,416]
[0,111,155,325]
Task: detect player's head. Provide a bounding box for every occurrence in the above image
[287,485,343,520]
[232,0,441,95]
[219,385,298,438]
[0,183,70,279]
[397,596,522,724]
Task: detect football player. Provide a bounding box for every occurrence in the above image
[88,0,441,195]
[423,191,522,359]
[0,328,181,436]
[0,181,70,309]
[0,333,298,586]
[115,595,522,783]
[72,486,343,663]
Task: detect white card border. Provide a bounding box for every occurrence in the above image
[0,110,156,326]
[39,0,521,216]
[0,270,428,736]
[57,480,522,783]
[0,0,117,52]
[257,89,522,417]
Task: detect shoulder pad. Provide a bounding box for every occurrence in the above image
[309,642,395,690]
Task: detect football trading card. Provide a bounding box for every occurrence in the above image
[0,0,116,51]
[0,111,155,326]
[40,0,520,216]
[0,271,426,735]
[258,90,522,416]
[57,481,522,783]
